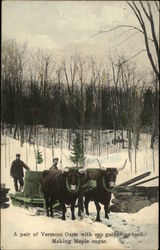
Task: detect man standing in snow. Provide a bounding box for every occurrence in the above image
[49,157,59,170]
[10,154,30,192]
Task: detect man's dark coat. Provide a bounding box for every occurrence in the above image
[10,160,29,178]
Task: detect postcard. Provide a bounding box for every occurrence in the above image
[1,1,159,249]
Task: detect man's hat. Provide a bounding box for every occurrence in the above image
[53,158,58,161]
[16,154,21,157]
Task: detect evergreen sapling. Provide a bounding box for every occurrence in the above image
[70,132,85,167]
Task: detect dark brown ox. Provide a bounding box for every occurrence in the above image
[84,160,127,221]
[41,168,88,220]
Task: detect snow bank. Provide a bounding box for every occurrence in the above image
[1,203,125,250]
[108,203,159,250]
[118,202,159,225]
[1,202,158,250]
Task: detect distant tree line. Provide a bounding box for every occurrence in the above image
[1,39,159,148]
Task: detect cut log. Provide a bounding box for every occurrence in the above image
[132,176,159,186]
[111,197,152,213]
[114,185,159,199]
[117,171,151,187]
[0,186,10,209]
[111,185,159,213]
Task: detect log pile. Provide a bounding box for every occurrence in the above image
[111,185,159,213]
[0,184,10,209]
[110,172,159,213]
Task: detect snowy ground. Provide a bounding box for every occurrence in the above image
[1,201,158,250]
[1,134,159,249]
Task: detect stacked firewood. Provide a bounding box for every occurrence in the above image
[0,184,10,208]
[111,185,159,213]
[110,172,159,213]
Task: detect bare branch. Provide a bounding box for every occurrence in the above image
[146,2,159,64]
[127,1,159,80]
[127,1,143,27]
[114,50,146,66]
[106,31,140,50]
[140,2,150,20]
[90,24,143,37]
[114,28,134,39]
[90,24,153,42]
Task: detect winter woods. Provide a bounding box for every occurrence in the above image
[1,39,158,146]
[1,1,159,173]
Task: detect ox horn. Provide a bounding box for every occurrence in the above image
[97,159,102,168]
[117,159,127,172]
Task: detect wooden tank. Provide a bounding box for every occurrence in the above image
[23,171,43,198]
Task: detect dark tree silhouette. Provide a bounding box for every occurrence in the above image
[70,132,85,167]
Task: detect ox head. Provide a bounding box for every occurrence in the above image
[100,159,127,191]
[101,168,118,190]
[63,167,86,193]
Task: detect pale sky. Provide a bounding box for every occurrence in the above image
[2,1,159,73]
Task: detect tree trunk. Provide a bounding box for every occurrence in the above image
[113,121,116,141]
[17,127,20,140]
[28,125,33,143]
[151,77,159,149]
[135,147,137,174]
[54,127,56,145]
[43,128,46,169]
[60,129,63,170]
[33,144,38,171]
[13,124,18,139]
[121,130,125,148]
[8,136,10,168]
[20,125,24,147]
[5,135,7,169]
[152,146,155,172]
[68,129,72,151]
[136,132,140,150]
[98,129,101,157]
[9,124,12,134]
[128,130,132,173]
[26,141,28,166]
[92,129,95,156]
[51,128,54,159]
[1,122,4,135]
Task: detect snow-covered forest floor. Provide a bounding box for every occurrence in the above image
[1,202,158,250]
[1,131,159,250]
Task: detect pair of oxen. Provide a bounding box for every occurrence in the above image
[41,160,127,222]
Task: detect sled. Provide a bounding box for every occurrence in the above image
[9,171,60,211]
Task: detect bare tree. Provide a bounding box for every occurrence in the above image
[77,56,90,155]
[1,39,28,142]
[127,1,159,80]
[92,1,159,79]
[60,55,80,151]
[119,59,137,172]
[33,49,53,98]
[90,59,104,156]
[111,60,121,144]
[62,55,79,100]
[150,73,159,149]
[132,82,145,174]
